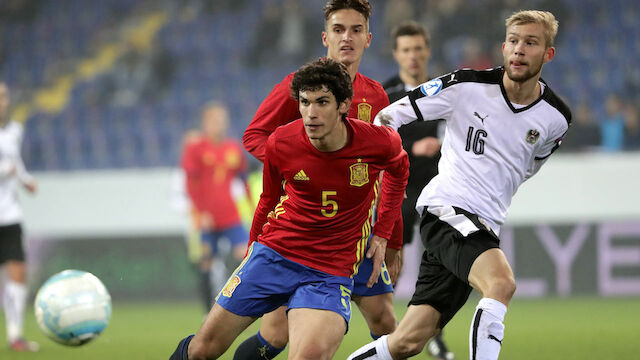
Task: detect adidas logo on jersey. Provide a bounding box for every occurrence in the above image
[293,170,310,181]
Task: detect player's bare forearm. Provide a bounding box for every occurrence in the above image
[366,235,387,288]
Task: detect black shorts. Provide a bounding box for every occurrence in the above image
[409,206,499,328]
[0,223,25,264]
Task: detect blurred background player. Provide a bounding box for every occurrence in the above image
[237,1,404,359]
[181,101,252,313]
[0,81,39,352]
[381,21,453,360]
[170,57,409,360]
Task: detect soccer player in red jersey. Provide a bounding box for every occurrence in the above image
[170,58,408,360]
[238,2,403,358]
[181,101,252,313]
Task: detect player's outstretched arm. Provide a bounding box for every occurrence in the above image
[373,95,417,131]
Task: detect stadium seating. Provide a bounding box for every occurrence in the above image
[2,0,637,170]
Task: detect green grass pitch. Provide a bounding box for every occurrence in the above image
[2,296,639,359]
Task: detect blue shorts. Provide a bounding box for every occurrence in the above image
[215,242,353,324]
[201,223,247,255]
[352,236,394,297]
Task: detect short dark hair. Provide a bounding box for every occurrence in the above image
[391,21,430,50]
[323,0,371,23]
[290,58,353,107]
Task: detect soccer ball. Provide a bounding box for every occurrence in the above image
[34,269,112,346]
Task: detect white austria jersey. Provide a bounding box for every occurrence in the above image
[0,120,33,225]
[375,67,571,233]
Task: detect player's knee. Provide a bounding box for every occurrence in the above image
[488,276,516,302]
[372,310,398,336]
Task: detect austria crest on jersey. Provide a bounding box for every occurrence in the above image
[526,129,540,144]
[350,159,369,187]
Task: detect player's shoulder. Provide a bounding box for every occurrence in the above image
[438,67,503,89]
[272,118,303,139]
[275,72,295,89]
[540,80,572,126]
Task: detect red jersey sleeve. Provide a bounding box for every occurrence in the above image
[181,142,206,212]
[372,128,409,249]
[243,74,300,162]
[249,133,282,246]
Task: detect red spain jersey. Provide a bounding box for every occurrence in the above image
[250,118,409,277]
[243,71,390,162]
[182,137,248,230]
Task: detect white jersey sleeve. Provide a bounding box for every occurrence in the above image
[374,75,457,130]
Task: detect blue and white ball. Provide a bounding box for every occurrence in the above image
[34,269,112,346]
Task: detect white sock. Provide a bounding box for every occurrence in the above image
[469,298,507,360]
[3,281,27,342]
[347,334,393,360]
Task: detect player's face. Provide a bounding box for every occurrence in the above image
[201,106,228,140]
[393,35,430,79]
[322,9,371,67]
[502,22,555,83]
[299,86,349,141]
[0,83,9,121]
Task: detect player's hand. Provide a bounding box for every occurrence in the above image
[412,136,441,157]
[385,247,403,286]
[23,180,37,194]
[366,235,387,288]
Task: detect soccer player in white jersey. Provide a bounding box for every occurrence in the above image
[348,10,570,360]
[0,82,39,352]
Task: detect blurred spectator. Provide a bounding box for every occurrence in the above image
[245,1,282,68]
[559,102,601,152]
[601,94,626,152]
[102,38,174,106]
[278,0,309,64]
[245,0,313,67]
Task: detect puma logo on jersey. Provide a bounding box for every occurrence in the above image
[474,112,488,123]
[488,334,503,345]
[293,170,310,181]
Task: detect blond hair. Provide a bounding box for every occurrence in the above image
[505,10,558,47]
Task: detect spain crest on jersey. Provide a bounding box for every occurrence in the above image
[525,129,540,144]
[221,274,241,297]
[350,159,369,187]
[357,101,372,123]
